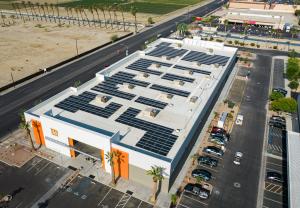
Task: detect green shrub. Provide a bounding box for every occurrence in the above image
[227,100,235,108]
[110,34,118,42]
[256,44,260,48]
[273,46,278,49]
[269,91,284,101]
[240,42,245,46]
[288,80,299,90]
[147,17,154,24]
[250,42,255,47]
[209,37,214,41]
[234,40,239,45]
[286,58,300,80]
[271,98,297,113]
[216,39,223,42]
[295,9,300,16]
[228,40,233,44]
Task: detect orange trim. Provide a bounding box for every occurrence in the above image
[112,148,129,179]
[100,150,105,169]
[68,138,76,158]
[32,120,45,145]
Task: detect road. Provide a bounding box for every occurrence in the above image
[0,0,225,139]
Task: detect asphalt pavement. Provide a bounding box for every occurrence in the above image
[0,0,227,140]
[207,54,272,208]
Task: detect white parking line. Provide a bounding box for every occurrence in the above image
[198,164,218,172]
[178,203,190,208]
[15,202,23,208]
[34,162,50,175]
[182,194,208,206]
[266,161,283,167]
[264,196,283,204]
[97,188,112,206]
[115,193,131,208]
[266,167,282,174]
[26,158,43,172]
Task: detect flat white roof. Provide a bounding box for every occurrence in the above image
[27,38,237,160]
[287,131,300,208]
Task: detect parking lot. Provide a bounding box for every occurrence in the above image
[47,176,153,208]
[0,156,69,208]
[177,53,272,208]
[267,126,286,157]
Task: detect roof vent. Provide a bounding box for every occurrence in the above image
[96,95,109,103]
[197,62,202,67]
[189,70,194,75]
[207,48,214,55]
[166,93,173,99]
[214,63,220,68]
[155,63,161,68]
[143,72,149,78]
[128,84,135,89]
[150,108,160,117]
[190,96,198,103]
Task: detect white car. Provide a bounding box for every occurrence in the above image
[236,114,243,125]
[233,152,243,165]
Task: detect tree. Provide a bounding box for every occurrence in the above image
[65,7,71,24]
[286,58,300,80]
[146,166,164,202]
[81,7,90,27]
[50,4,56,23]
[130,5,138,33]
[170,194,177,207]
[288,80,299,91]
[271,98,297,113]
[110,34,118,42]
[105,151,117,185]
[177,23,188,36]
[270,91,284,101]
[196,175,204,184]
[118,5,126,31]
[56,4,61,24]
[88,6,96,27]
[21,1,29,20]
[100,6,107,28]
[291,28,298,39]
[19,113,41,151]
[27,1,35,20]
[107,5,113,28]
[40,5,47,22]
[148,17,154,25]
[44,3,51,22]
[288,49,297,58]
[190,153,198,165]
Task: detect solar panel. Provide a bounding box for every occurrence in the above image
[173,65,211,75]
[146,46,187,58]
[115,107,178,156]
[150,84,190,97]
[182,51,230,66]
[126,58,172,76]
[92,86,135,100]
[54,92,122,118]
[135,96,168,109]
[162,73,195,83]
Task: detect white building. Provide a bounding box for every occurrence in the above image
[25,38,237,192]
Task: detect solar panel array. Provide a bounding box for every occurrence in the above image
[91,71,149,100]
[150,84,190,97]
[115,108,178,156]
[182,51,230,66]
[135,96,168,109]
[157,42,172,47]
[162,73,195,83]
[173,65,211,75]
[54,91,122,118]
[146,46,188,58]
[126,58,172,76]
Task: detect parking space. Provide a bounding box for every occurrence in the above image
[177,193,208,208]
[267,126,286,157]
[47,175,153,208]
[0,156,69,208]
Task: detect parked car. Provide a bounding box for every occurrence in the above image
[266,171,283,183]
[198,156,218,167]
[211,126,227,135]
[270,116,286,124]
[233,152,243,165]
[184,183,210,199]
[209,137,226,146]
[210,132,229,142]
[203,146,224,157]
[236,114,243,125]
[272,87,287,96]
[269,120,286,129]
[191,169,212,181]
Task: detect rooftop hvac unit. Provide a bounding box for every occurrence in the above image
[150,108,160,117]
[166,56,171,60]
[128,84,135,89]
[143,72,149,78]
[190,96,198,103]
[207,48,214,55]
[166,93,173,99]
[189,70,194,75]
[174,80,185,86]
[214,63,220,68]
[155,63,161,68]
[96,95,109,103]
[197,62,202,67]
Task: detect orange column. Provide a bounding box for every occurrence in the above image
[112,148,129,179]
[68,138,76,158]
[100,149,105,169]
[32,120,45,145]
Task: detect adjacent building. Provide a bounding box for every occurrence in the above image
[25,38,237,192]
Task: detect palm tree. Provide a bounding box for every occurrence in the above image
[44,3,51,22]
[69,7,76,25]
[190,153,199,165]
[77,7,85,26]
[81,7,90,27]
[100,6,107,28]
[13,3,25,22]
[105,151,117,185]
[36,3,43,21]
[21,1,30,20]
[31,2,39,21]
[112,3,118,29]
[19,114,41,151]
[56,4,61,25]
[74,7,81,26]
[88,6,96,27]
[177,23,188,36]
[224,19,229,33]
[130,5,137,33]
[1,14,6,25]
[146,166,164,202]
[118,5,126,31]
[107,5,113,28]
[93,5,101,27]
[65,7,70,24]
[49,4,56,23]
[40,5,47,22]
[26,1,35,20]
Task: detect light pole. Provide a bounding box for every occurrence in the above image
[120,43,129,56]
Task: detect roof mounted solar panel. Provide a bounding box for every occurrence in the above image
[150,84,190,97]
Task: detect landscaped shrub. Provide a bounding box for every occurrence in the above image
[271,98,297,113]
[256,44,260,48]
[234,40,239,45]
[228,40,233,44]
[250,42,255,47]
[273,46,278,49]
[269,91,284,101]
[216,39,223,42]
[288,80,299,90]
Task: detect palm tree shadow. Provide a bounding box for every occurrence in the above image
[155,180,162,199]
[115,150,125,183]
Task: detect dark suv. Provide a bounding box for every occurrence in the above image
[198,156,218,167]
[184,183,210,199]
[270,115,286,123]
[210,132,229,142]
[191,169,212,181]
[269,119,286,129]
[266,171,283,183]
[203,146,224,157]
[211,126,227,134]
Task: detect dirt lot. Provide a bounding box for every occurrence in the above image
[0,19,129,88]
